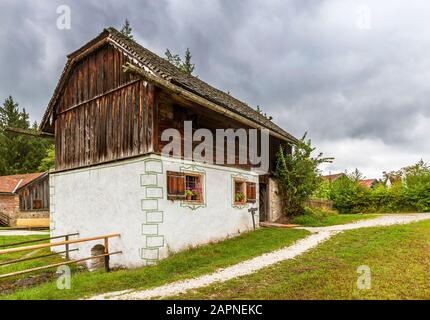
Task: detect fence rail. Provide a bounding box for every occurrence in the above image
[0,233,121,279]
[304,199,333,210]
[0,233,79,249]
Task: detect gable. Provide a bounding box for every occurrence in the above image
[55,43,140,118]
[49,40,156,171]
[41,28,297,144]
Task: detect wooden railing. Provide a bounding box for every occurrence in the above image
[0,233,121,279]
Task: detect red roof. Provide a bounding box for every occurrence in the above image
[0,173,46,194]
[322,173,345,182]
[359,179,377,188]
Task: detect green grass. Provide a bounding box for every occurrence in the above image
[171,219,430,300]
[291,208,380,227]
[0,234,65,294]
[1,228,309,300]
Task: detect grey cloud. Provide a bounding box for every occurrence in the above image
[0,0,429,176]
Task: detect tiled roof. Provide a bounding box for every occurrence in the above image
[0,173,46,194]
[322,173,345,182]
[359,179,378,188]
[41,27,297,143]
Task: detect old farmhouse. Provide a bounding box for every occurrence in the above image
[0,172,50,227]
[39,27,297,267]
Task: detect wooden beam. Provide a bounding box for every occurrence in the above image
[0,248,78,267]
[0,232,79,249]
[0,251,122,279]
[4,127,54,139]
[0,233,120,255]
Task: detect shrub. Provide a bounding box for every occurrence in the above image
[317,160,430,214]
[403,168,430,212]
[273,134,332,217]
[328,175,371,214]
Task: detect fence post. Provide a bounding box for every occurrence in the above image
[65,235,70,260]
[104,237,110,272]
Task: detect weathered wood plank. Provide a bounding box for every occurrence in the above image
[54,44,156,171]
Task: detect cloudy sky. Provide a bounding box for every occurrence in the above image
[0,0,429,178]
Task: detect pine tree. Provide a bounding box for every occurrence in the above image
[165,48,196,75]
[0,96,29,129]
[120,19,133,40]
[182,48,195,75]
[0,96,52,175]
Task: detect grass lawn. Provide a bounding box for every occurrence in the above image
[171,219,430,300]
[0,234,64,294]
[1,227,309,300]
[292,211,380,227]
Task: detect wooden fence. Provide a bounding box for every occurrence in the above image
[0,233,121,279]
[304,199,333,211]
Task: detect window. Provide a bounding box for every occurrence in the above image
[234,179,246,204]
[185,174,203,203]
[32,199,43,210]
[167,171,204,203]
[246,182,257,203]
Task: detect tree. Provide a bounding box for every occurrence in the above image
[182,48,195,75]
[329,174,371,214]
[349,168,364,182]
[0,96,52,175]
[273,133,333,216]
[120,19,133,40]
[165,48,196,75]
[0,96,28,129]
[38,145,55,172]
[256,105,273,121]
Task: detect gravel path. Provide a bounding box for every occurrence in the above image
[89,213,430,300]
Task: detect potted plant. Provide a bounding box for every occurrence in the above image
[192,188,199,201]
[235,192,245,203]
[185,189,194,201]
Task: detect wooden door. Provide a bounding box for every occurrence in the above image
[259,183,268,222]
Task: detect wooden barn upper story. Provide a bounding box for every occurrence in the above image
[40,27,297,173]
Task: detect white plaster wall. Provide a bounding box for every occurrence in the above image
[50,155,259,268]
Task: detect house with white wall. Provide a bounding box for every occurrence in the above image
[38,27,297,268]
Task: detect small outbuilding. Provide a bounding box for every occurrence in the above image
[0,172,50,227]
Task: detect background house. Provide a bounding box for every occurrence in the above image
[359,179,379,188]
[322,173,346,182]
[0,172,49,227]
[39,28,297,268]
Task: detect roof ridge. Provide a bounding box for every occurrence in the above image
[41,27,297,143]
[106,27,297,142]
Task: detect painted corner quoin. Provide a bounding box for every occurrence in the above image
[140,158,165,265]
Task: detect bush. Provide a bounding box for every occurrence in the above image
[273,134,332,217]
[328,175,371,214]
[403,168,430,212]
[315,161,430,214]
